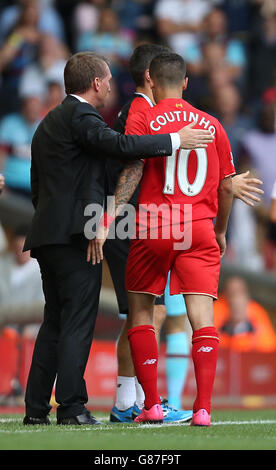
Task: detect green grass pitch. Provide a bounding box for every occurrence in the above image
[0,409,276,450]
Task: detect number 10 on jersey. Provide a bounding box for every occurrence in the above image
[163,148,208,196]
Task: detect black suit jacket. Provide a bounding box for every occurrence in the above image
[24,95,172,251]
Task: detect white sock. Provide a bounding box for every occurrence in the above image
[134,376,145,409]
[114,376,136,411]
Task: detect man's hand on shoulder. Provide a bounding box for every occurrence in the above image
[178,121,214,149]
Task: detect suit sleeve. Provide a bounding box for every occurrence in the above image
[215,122,236,180]
[72,105,172,161]
[30,143,39,209]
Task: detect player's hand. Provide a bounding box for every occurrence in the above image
[0,173,4,193]
[232,171,264,207]
[215,230,226,257]
[178,121,214,149]
[87,225,109,265]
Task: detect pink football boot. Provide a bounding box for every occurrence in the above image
[134,404,164,424]
[190,409,211,426]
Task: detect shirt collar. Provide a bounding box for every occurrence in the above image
[134,92,154,107]
[70,94,89,104]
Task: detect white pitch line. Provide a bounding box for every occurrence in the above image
[133,419,276,429]
[212,419,276,426]
[0,419,276,432]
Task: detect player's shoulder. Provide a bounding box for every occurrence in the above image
[129,94,153,115]
[126,95,153,125]
[115,94,152,132]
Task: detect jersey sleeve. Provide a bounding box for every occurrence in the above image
[215,122,236,180]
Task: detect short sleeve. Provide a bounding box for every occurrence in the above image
[215,122,236,180]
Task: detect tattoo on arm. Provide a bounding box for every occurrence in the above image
[114,160,144,215]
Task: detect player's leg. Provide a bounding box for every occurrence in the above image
[131,294,193,423]
[127,292,163,423]
[131,301,166,417]
[184,294,219,426]
[104,236,138,422]
[171,218,221,426]
[111,315,137,421]
[125,237,173,423]
[105,235,166,421]
[153,299,167,349]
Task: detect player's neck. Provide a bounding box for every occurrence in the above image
[154,87,183,103]
[136,85,154,103]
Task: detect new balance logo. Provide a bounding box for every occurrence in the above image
[197,346,213,353]
[143,359,157,365]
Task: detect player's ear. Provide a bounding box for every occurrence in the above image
[144,68,150,83]
[149,76,155,89]
[182,77,188,91]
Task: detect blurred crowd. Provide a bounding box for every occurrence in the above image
[0,0,275,271]
[0,1,276,358]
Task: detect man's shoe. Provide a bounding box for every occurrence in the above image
[160,398,193,423]
[23,416,51,425]
[57,410,105,425]
[190,408,211,426]
[132,399,193,423]
[110,405,134,423]
[132,403,142,420]
[134,404,163,424]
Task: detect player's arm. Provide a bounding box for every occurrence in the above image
[100,158,144,223]
[87,112,147,265]
[114,160,144,213]
[232,170,263,207]
[215,123,236,256]
[215,176,233,257]
[112,111,146,214]
[87,159,144,265]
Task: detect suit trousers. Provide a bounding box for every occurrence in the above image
[24,239,102,419]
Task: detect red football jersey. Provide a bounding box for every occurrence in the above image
[125,98,235,226]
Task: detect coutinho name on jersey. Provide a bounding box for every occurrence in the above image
[150,110,216,135]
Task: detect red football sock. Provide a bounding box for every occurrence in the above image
[191,326,219,414]
[128,325,161,410]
